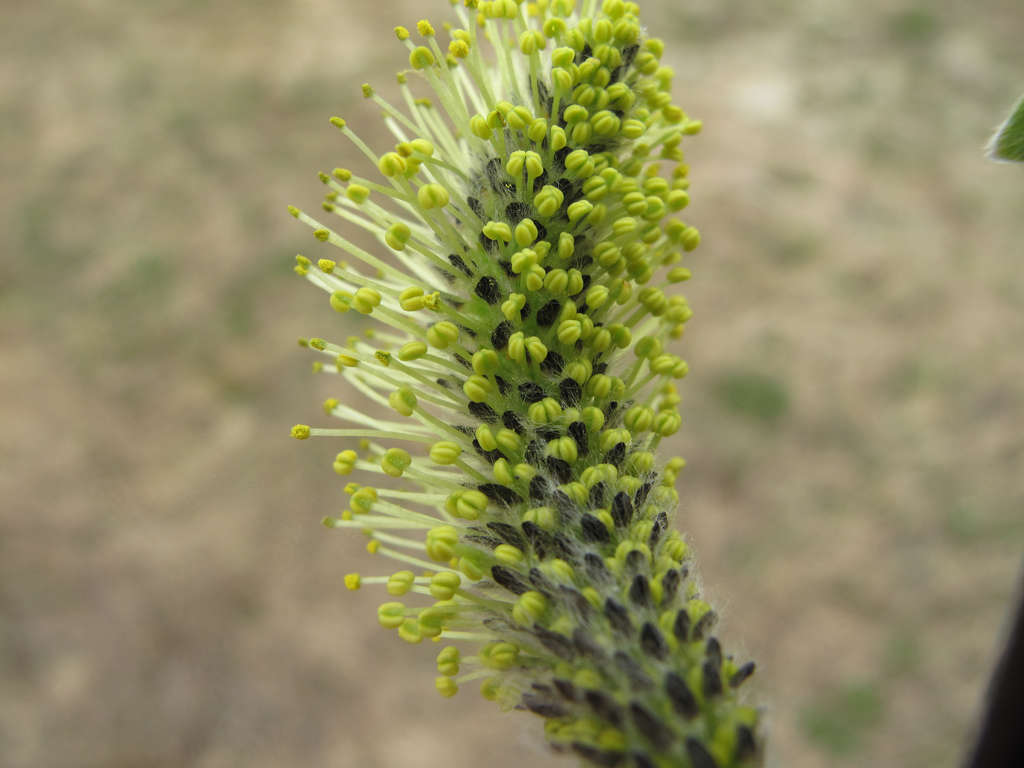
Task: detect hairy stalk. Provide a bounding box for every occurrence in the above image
[988,94,1024,163]
[288,1,762,765]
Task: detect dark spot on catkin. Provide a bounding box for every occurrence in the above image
[474,276,500,304]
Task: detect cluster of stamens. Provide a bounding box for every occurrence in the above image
[289,1,761,765]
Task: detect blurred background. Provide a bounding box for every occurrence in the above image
[3,0,1022,766]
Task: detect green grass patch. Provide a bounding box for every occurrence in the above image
[886,8,939,44]
[712,369,790,426]
[801,681,884,757]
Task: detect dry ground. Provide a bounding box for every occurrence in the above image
[2,1,1023,766]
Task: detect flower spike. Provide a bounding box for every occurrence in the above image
[289,1,762,765]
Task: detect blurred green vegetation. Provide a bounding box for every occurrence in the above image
[801,682,885,757]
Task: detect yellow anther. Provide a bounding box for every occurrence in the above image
[385,222,412,250]
[388,386,417,416]
[529,506,562,536]
[426,321,460,349]
[482,220,513,242]
[344,573,361,591]
[511,248,538,274]
[352,286,382,314]
[409,138,434,156]
[544,269,569,295]
[481,642,520,671]
[546,558,575,583]
[524,264,545,292]
[417,183,449,209]
[452,493,487,524]
[470,114,492,140]
[567,199,594,223]
[493,457,514,485]
[548,436,578,463]
[409,46,435,69]
[564,105,588,126]
[524,151,544,178]
[528,117,548,143]
[506,106,534,131]
[557,231,575,260]
[329,291,352,314]
[377,601,406,629]
[494,544,525,566]
[463,374,492,402]
[472,348,499,375]
[549,124,567,151]
[429,571,461,601]
[519,29,545,54]
[291,424,311,440]
[528,397,562,425]
[475,425,498,452]
[380,447,412,478]
[533,185,565,217]
[501,293,526,323]
[397,341,428,361]
[506,331,527,364]
[398,618,423,644]
[387,571,416,596]
[557,318,583,345]
[429,441,462,465]
[333,450,358,475]
[378,152,407,177]
[350,486,378,514]
[416,19,435,36]
[525,336,548,363]
[425,526,460,562]
[681,225,701,251]
[437,646,461,677]
[512,591,548,626]
[495,428,521,456]
[346,184,370,204]
[514,218,539,247]
[399,286,426,311]
[514,463,537,481]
